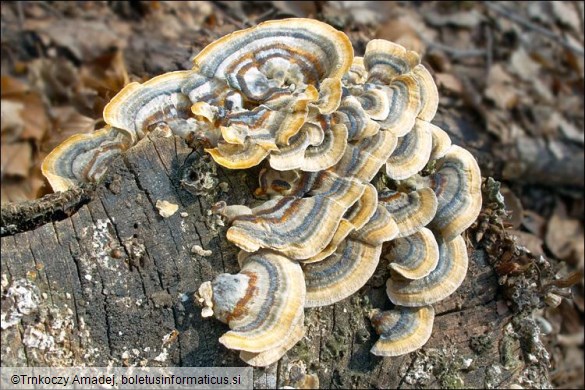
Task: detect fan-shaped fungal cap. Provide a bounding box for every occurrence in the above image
[255,168,305,198]
[386,227,440,280]
[314,77,343,115]
[192,18,354,89]
[344,183,378,230]
[354,84,391,121]
[269,122,348,172]
[219,103,309,150]
[364,39,420,84]
[227,172,365,259]
[386,119,433,180]
[206,139,270,169]
[334,96,380,141]
[342,56,367,86]
[412,65,439,122]
[429,123,452,161]
[427,145,482,241]
[41,127,132,192]
[201,250,305,353]
[303,238,381,308]
[303,219,355,264]
[378,187,438,238]
[370,305,434,357]
[104,71,193,143]
[350,205,399,246]
[386,235,468,307]
[333,129,397,182]
[239,313,305,367]
[365,77,421,138]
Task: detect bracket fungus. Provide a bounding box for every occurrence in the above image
[43,19,482,365]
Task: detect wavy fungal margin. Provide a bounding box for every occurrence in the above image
[43,18,482,367]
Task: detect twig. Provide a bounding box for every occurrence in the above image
[485,24,494,73]
[211,1,251,29]
[483,2,584,56]
[419,34,487,59]
[15,2,24,30]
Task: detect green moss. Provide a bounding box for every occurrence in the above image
[439,371,465,389]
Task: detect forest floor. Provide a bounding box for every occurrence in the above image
[1,1,583,388]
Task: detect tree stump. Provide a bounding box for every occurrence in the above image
[1,134,550,389]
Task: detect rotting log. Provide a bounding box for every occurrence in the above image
[1,134,550,389]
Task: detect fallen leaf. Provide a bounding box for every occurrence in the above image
[510,48,541,82]
[551,2,582,35]
[485,64,520,110]
[546,201,584,263]
[0,99,25,142]
[1,142,33,178]
[501,185,523,229]
[435,72,463,94]
[522,210,547,238]
[509,229,544,257]
[424,9,484,28]
[271,1,317,17]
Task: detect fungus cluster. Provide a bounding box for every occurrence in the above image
[42,19,482,365]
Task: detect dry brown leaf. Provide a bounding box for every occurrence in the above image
[28,58,79,103]
[44,106,97,153]
[551,2,582,35]
[509,229,544,257]
[1,75,28,96]
[485,64,520,110]
[546,201,584,263]
[1,142,33,178]
[375,12,431,55]
[550,112,585,145]
[435,72,463,94]
[1,181,30,205]
[324,1,395,25]
[17,92,49,141]
[522,210,547,238]
[272,1,317,17]
[33,19,126,61]
[0,99,25,142]
[424,9,484,28]
[510,48,541,82]
[79,50,130,115]
[501,186,523,229]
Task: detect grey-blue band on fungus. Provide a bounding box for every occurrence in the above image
[370,305,435,357]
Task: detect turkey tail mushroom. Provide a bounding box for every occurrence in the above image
[42,18,485,365]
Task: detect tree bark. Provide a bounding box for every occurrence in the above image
[1,134,549,389]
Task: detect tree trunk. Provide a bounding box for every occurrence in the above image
[1,133,550,389]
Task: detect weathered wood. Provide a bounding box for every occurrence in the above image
[1,134,546,389]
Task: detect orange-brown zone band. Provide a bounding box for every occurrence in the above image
[225,271,258,324]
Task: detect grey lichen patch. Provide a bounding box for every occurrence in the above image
[1,279,40,330]
[500,324,523,370]
[402,347,472,389]
[484,364,506,389]
[1,278,94,366]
